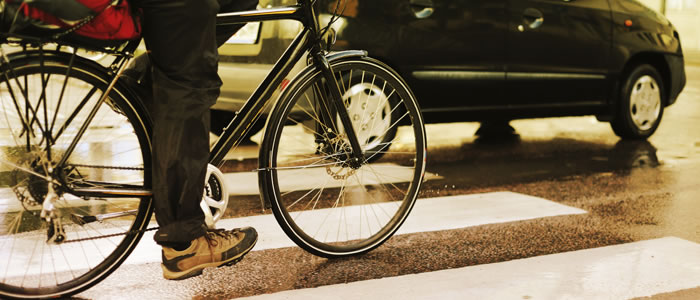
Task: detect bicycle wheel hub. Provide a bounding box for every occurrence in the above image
[318,135,362,179]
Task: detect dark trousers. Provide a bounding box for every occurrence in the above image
[130,0,258,245]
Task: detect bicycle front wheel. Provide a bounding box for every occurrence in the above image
[0,52,153,299]
[260,56,426,258]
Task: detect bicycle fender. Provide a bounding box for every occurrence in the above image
[1,49,153,131]
[326,50,367,62]
[1,49,104,72]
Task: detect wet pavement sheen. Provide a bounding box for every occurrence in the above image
[74,65,700,299]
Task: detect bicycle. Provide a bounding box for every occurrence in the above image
[0,0,426,298]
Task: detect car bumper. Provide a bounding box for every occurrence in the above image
[665,53,686,106]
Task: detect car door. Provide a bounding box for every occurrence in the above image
[506,0,612,107]
[391,0,509,113]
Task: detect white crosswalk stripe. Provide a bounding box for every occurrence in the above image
[73,189,700,299]
[238,237,700,300]
[123,191,586,265]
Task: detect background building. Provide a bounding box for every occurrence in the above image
[640,0,700,61]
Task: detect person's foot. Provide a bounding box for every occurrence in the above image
[161,227,258,280]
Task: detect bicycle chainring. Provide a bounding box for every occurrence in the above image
[200,164,229,228]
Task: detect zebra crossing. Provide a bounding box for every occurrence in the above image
[123,191,586,264]
[113,190,700,299]
[239,237,700,300]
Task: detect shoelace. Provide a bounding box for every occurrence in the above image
[204,229,239,247]
[203,229,240,260]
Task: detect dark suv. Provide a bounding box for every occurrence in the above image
[215,0,686,139]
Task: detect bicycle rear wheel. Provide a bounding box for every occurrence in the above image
[0,52,153,299]
[259,56,426,258]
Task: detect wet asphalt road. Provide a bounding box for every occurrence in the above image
[74,64,700,299]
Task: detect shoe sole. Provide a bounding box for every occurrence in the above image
[161,234,258,280]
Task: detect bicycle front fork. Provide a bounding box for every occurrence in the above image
[311,51,365,168]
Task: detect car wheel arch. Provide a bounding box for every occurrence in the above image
[618,52,671,107]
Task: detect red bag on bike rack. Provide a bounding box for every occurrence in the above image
[3,0,141,40]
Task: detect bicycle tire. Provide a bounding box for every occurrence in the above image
[0,51,153,299]
[259,56,426,258]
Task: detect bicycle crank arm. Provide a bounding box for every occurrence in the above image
[71,210,138,225]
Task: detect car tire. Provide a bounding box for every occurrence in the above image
[610,64,665,140]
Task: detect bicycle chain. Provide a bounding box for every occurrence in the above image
[12,182,158,243]
[11,163,154,243]
[63,163,155,242]
[64,227,159,244]
[68,163,144,171]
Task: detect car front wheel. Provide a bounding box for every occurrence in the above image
[610,64,665,139]
[338,74,399,162]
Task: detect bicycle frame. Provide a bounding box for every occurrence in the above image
[0,0,366,199]
[209,0,366,166]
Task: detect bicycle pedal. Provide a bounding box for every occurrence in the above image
[70,213,97,226]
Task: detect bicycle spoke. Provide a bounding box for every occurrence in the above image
[36,64,55,158]
[362,81,390,146]
[283,173,333,207]
[356,72,375,129]
[54,91,108,166]
[311,178,348,240]
[263,58,425,257]
[3,68,41,142]
[364,164,411,197]
[1,77,33,145]
[19,76,51,143]
[289,102,333,137]
[272,153,345,169]
[347,175,400,224]
[49,49,78,135]
[0,51,152,297]
[51,87,98,144]
[57,243,77,280]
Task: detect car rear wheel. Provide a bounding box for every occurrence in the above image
[610,64,665,139]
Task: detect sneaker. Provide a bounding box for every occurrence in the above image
[161,227,258,280]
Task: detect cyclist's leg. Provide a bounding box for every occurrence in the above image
[135,0,222,246]
[122,0,258,111]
